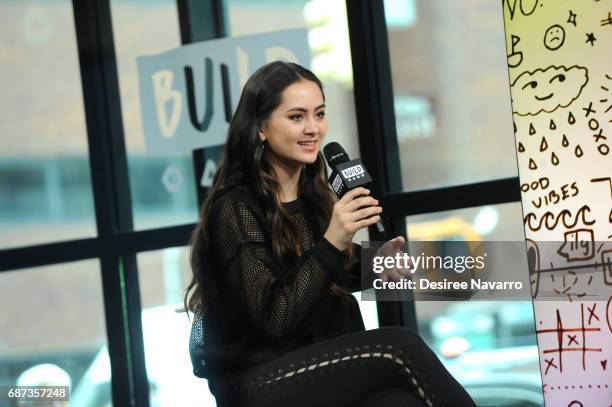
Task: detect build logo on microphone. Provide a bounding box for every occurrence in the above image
[341,164,365,181]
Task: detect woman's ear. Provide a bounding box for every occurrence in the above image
[257,121,266,142]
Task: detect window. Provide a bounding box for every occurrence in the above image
[0,0,96,249]
[0,260,111,406]
[385,0,518,192]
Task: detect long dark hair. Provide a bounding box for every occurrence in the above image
[184,61,347,315]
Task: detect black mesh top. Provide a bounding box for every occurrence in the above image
[189,185,365,393]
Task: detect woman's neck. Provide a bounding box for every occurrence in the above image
[267,154,301,202]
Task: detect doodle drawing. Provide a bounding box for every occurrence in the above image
[511,65,589,116]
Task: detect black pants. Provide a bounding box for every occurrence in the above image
[218,326,475,407]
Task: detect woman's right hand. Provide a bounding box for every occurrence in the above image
[324,187,382,251]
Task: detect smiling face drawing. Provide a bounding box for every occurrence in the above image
[543,24,565,51]
[511,65,589,116]
[523,73,564,101]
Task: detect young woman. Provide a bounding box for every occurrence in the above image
[185,61,475,407]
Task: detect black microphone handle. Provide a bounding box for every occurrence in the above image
[358,182,386,239]
[369,196,386,239]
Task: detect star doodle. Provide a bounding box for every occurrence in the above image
[567,10,577,26]
[586,32,596,46]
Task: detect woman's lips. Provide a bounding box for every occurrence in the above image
[298,140,316,151]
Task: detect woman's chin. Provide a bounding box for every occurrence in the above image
[300,152,320,165]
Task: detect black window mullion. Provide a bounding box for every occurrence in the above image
[177,0,226,207]
[71,0,148,406]
[346,0,402,196]
[114,224,195,255]
[346,0,415,330]
[0,222,194,272]
[381,177,522,217]
[0,238,99,272]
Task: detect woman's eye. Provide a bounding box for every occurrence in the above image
[289,114,303,121]
[316,111,326,119]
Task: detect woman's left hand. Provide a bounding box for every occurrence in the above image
[375,236,411,282]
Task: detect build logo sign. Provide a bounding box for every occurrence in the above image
[136,29,310,154]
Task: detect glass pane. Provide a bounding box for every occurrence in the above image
[0,1,96,249]
[353,229,379,330]
[0,260,112,406]
[407,202,525,242]
[406,203,544,406]
[384,0,518,192]
[110,0,199,230]
[354,292,379,330]
[137,247,216,406]
[416,300,543,406]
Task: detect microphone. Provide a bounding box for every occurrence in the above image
[323,142,386,234]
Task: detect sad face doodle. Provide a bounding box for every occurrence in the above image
[544,24,565,51]
[511,65,589,116]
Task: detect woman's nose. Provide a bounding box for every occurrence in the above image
[303,118,318,135]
